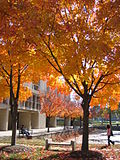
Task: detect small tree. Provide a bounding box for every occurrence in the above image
[91,84,120,128]
[30,1,119,151]
[57,99,72,129]
[0,0,45,145]
[17,0,120,151]
[40,88,62,132]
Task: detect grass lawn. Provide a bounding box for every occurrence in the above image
[0,137,120,159]
[0,137,45,146]
[90,120,120,126]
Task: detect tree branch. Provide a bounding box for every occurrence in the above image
[100,81,120,85]
[94,82,107,93]
[71,74,83,97]
[16,64,21,100]
[0,64,10,76]
[10,65,15,108]
[20,64,28,74]
[91,74,104,97]
[89,70,95,92]
[64,76,82,97]
[46,58,61,74]
[0,69,10,86]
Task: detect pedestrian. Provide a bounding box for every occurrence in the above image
[107,124,114,146]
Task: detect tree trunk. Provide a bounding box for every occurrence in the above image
[11,102,18,146]
[109,107,112,126]
[81,105,89,152]
[72,118,75,129]
[101,118,103,125]
[80,116,82,128]
[47,116,50,132]
[9,62,20,146]
[64,116,66,130]
[109,107,113,133]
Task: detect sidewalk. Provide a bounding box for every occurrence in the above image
[0,126,72,138]
[0,128,120,144]
[67,129,120,145]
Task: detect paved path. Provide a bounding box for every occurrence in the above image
[0,127,71,138]
[68,129,120,145]
[0,128,120,145]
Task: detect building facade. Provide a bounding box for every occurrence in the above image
[0,80,47,131]
[0,80,71,131]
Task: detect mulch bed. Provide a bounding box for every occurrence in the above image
[0,145,32,153]
[70,150,104,159]
[42,150,105,160]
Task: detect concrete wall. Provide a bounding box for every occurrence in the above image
[39,113,46,129]
[19,112,31,130]
[0,109,9,131]
[31,112,46,129]
[39,80,47,93]
[0,109,46,131]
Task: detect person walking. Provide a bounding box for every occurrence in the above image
[107,124,114,146]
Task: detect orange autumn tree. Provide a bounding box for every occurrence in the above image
[90,83,120,127]
[47,75,72,95]
[40,88,62,132]
[0,0,47,146]
[57,98,83,129]
[61,100,72,129]
[0,40,34,146]
[66,101,83,129]
[26,0,120,151]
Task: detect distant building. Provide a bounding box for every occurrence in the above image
[0,80,71,131]
[0,80,47,131]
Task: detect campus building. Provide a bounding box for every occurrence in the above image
[0,80,71,131]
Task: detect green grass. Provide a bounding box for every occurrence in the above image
[90,120,120,126]
[0,137,45,146]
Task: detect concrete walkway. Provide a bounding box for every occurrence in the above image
[0,127,71,138]
[67,129,120,145]
[0,128,120,145]
[88,129,120,144]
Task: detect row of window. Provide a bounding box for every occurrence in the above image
[2,94,41,111]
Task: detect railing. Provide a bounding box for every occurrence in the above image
[18,100,41,111]
[1,97,41,111]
